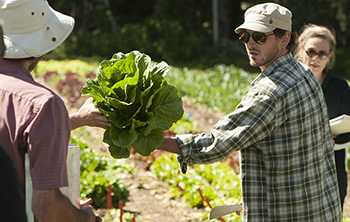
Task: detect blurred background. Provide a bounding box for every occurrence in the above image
[49,0,350,77]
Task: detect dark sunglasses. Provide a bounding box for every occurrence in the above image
[239,31,274,45]
[305,49,329,59]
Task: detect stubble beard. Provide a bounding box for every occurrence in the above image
[249,46,280,68]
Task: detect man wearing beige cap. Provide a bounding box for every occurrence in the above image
[0,0,102,221]
[157,2,342,221]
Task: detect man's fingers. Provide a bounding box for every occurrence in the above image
[80,198,93,207]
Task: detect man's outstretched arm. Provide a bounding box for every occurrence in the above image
[157,137,182,155]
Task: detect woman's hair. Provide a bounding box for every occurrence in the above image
[293,24,336,70]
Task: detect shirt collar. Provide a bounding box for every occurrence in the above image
[0,60,33,81]
[252,53,294,86]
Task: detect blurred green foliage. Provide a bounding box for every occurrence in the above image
[47,0,350,78]
[166,64,256,114]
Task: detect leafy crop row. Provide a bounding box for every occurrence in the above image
[150,154,242,221]
[70,135,133,209]
[34,59,256,115]
[166,64,257,114]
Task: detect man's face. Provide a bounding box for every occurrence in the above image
[241,30,282,71]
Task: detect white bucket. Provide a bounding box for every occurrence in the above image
[25,145,80,221]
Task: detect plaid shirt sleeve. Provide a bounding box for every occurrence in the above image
[177,85,277,163]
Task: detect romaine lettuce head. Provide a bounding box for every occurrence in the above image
[82,50,184,158]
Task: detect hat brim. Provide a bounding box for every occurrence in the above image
[235,21,275,34]
[4,6,74,59]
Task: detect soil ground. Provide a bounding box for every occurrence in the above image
[122,158,205,222]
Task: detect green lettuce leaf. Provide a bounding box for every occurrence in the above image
[82,50,183,159]
[81,79,106,103]
[133,128,164,156]
[110,124,137,148]
[103,127,131,158]
[147,83,184,130]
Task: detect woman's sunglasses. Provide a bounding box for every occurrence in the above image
[304,49,329,59]
[239,31,274,45]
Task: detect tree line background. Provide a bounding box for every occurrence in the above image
[49,0,350,77]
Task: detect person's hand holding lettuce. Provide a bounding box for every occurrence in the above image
[82,51,184,158]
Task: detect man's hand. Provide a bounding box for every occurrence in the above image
[70,97,111,130]
[32,188,101,222]
[80,198,93,207]
[80,198,102,222]
[81,205,102,222]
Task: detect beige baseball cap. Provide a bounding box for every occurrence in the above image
[235,3,292,34]
[0,0,75,59]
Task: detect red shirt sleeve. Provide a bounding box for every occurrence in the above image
[26,94,70,190]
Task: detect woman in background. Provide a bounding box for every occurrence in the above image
[294,24,350,210]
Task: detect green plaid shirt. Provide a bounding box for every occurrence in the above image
[177,53,342,221]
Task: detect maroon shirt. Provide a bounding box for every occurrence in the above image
[0,60,69,196]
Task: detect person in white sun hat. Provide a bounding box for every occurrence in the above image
[156,2,342,221]
[2,0,111,129]
[0,0,103,221]
[0,23,27,222]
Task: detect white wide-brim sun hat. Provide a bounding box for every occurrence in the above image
[0,0,75,59]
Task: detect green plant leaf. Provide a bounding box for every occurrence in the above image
[109,124,137,148]
[82,50,183,158]
[150,61,169,77]
[133,128,164,156]
[81,79,106,103]
[103,127,132,159]
[148,83,184,130]
[108,143,131,159]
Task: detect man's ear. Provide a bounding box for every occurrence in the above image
[281,32,291,48]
